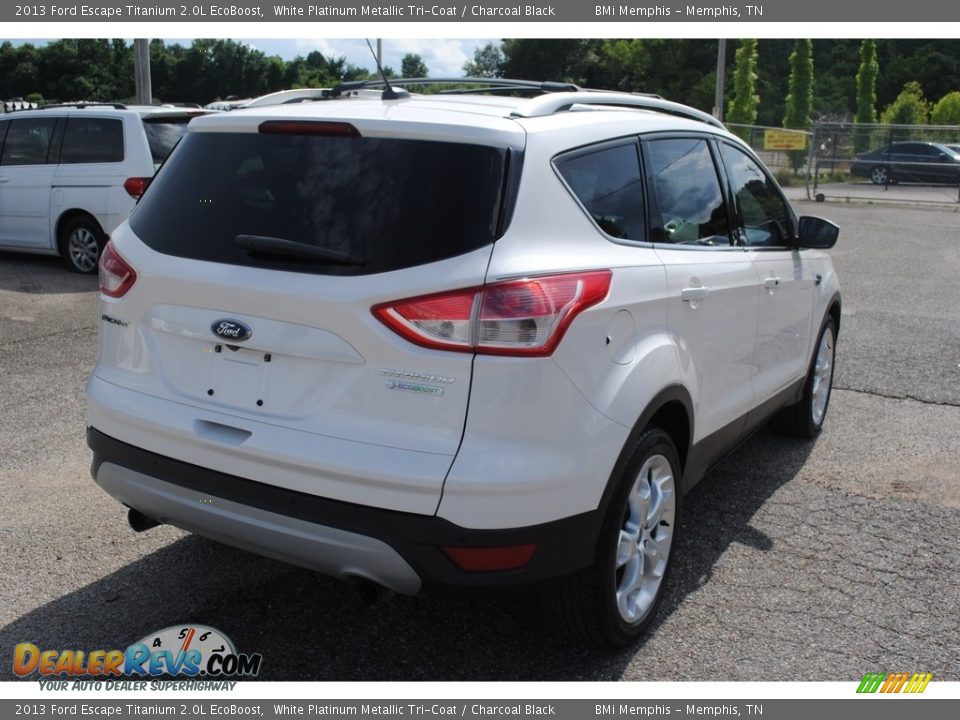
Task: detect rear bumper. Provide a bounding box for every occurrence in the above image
[88,428,601,595]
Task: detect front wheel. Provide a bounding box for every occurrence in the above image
[59,216,105,274]
[775,317,837,438]
[546,427,681,647]
[870,165,890,185]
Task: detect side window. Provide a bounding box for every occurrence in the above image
[645,137,730,246]
[0,118,57,166]
[719,143,793,248]
[554,142,645,241]
[0,120,8,157]
[60,117,124,164]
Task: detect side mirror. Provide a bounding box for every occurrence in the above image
[797,216,839,249]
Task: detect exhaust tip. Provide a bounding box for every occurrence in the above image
[350,577,393,607]
[127,508,161,533]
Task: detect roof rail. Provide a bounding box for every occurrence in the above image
[329,77,581,98]
[39,102,128,110]
[510,92,725,129]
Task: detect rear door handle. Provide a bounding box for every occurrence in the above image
[680,287,709,302]
[763,277,780,290]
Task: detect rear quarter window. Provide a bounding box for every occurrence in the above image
[60,117,124,164]
[554,141,645,241]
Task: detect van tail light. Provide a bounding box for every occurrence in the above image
[372,271,611,357]
[99,242,137,298]
[123,177,152,199]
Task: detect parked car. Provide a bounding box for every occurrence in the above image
[850,140,960,185]
[87,80,840,647]
[0,103,209,273]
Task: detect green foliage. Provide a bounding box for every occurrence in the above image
[880,81,930,127]
[784,39,814,171]
[462,43,504,78]
[854,40,879,153]
[931,91,960,125]
[401,53,428,79]
[727,39,759,137]
[0,39,369,105]
[3,38,960,124]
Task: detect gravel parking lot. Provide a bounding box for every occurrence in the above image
[1,200,958,681]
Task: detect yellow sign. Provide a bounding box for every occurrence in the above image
[764,129,808,150]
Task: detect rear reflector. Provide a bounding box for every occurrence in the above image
[372,271,611,357]
[258,120,361,137]
[123,177,151,199]
[99,241,137,298]
[442,544,538,572]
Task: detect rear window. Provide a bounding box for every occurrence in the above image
[142,118,192,165]
[129,131,508,275]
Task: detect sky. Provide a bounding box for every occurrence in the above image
[8,38,496,77]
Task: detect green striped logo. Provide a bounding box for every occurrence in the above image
[857,672,932,694]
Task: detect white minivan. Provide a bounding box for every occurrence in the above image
[0,103,208,273]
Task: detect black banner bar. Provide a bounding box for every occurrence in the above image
[3,0,959,23]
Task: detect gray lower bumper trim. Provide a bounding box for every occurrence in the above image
[96,462,422,595]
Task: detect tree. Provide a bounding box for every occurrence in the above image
[854,39,879,152]
[783,39,814,171]
[880,81,930,130]
[401,53,428,78]
[931,91,960,125]
[463,42,504,78]
[727,39,760,138]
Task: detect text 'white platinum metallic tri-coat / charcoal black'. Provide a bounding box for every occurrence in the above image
[86,79,841,647]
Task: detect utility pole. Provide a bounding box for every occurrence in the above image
[134,39,152,105]
[377,39,383,81]
[713,39,726,121]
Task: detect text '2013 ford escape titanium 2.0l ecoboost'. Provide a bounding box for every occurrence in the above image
[86,80,840,647]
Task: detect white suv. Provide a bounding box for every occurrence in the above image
[86,81,840,647]
[0,103,208,273]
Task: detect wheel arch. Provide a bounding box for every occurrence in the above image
[55,209,105,254]
[596,385,694,518]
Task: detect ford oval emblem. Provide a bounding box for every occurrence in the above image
[211,319,252,342]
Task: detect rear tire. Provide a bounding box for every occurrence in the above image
[59,216,105,274]
[774,317,837,438]
[545,427,681,648]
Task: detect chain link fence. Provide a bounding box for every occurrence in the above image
[805,122,960,205]
[728,122,960,205]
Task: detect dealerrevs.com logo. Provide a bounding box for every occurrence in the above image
[13,625,262,681]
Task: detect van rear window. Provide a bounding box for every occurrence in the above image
[129,132,508,276]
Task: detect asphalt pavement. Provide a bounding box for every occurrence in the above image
[1,201,958,681]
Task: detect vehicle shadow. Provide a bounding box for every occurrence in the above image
[0,428,814,682]
[0,253,98,294]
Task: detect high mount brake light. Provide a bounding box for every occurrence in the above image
[372,271,612,357]
[258,121,361,137]
[99,242,137,298]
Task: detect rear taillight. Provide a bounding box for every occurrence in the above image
[372,271,611,357]
[99,242,137,298]
[123,177,151,199]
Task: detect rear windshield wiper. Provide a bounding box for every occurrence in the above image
[235,234,365,266]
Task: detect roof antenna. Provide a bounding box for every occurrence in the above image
[365,39,409,101]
